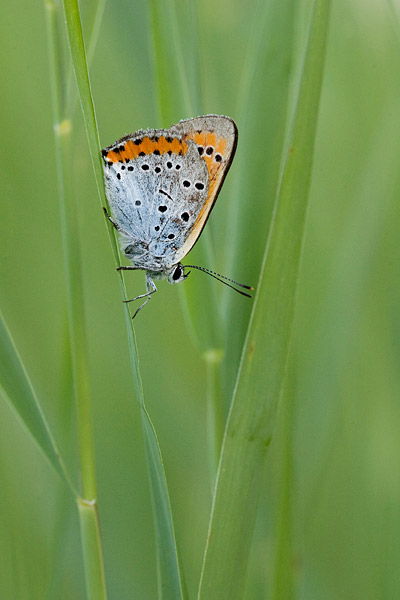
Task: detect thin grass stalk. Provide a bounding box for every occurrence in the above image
[47,0,97,511]
[0,0,76,498]
[222,0,295,396]
[57,116,97,500]
[149,0,225,476]
[223,0,272,280]
[168,2,194,118]
[45,1,106,597]
[171,0,226,473]
[270,366,295,600]
[61,1,185,597]
[203,349,224,479]
[197,1,332,598]
[185,1,203,117]
[148,0,221,349]
[149,0,176,127]
[65,0,107,118]
[78,500,107,600]
[61,0,103,197]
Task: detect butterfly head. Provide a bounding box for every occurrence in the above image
[167,263,190,285]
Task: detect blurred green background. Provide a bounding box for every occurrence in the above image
[1,0,400,598]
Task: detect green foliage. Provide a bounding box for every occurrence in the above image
[0,309,74,491]
[198,3,331,598]
[1,0,400,599]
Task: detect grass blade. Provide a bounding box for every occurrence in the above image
[223,0,295,395]
[61,0,103,199]
[142,413,186,599]
[197,1,332,598]
[149,0,222,352]
[125,310,187,600]
[270,366,295,600]
[0,309,75,494]
[78,499,107,600]
[47,0,98,502]
[47,1,107,597]
[148,0,226,481]
[62,1,185,597]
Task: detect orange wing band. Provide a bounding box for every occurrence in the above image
[105,136,188,163]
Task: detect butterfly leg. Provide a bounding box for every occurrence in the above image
[123,276,157,319]
[103,206,121,231]
[116,265,137,271]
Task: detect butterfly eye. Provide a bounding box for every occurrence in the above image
[172,265,182,281]
[124,245,135,256]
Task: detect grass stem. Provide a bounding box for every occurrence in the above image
[198,1,332,597]
[61,1,186,597]
[46,0,106,596]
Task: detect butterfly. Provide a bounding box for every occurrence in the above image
[101,114,253,317]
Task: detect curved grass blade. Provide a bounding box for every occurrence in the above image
[197,1,332,598]
[149,0,221,353]
[0,309,76,495]
[47,1,107,597]
[46,0,97,502]
[222,0,295,394]
[62,1,185,597]
[125,310,187,600]
[149,0,226,484]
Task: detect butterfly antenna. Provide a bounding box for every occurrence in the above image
[183,265,254,298]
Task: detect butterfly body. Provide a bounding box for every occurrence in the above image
[101,115,238,315]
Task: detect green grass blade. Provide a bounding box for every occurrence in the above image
[223,0,295,395]
[62,0,103,201]
[148,0,225,482]
[148,2,226,481]
[142,412,187,600]
[65,0,107,118]
[197,1,332,598]
[125,311,187,600]
[77,499,108,600]
[62,2,185,597]
[149,0,221,352]
[0,309,76,494]
[48,1,107,597]
[148,0,189,127]
[270,367,295,600]
[47,0,97,502]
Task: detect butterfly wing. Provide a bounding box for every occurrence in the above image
[101,115,237,270]
[102,128,209,271]
[169,115,238,263]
